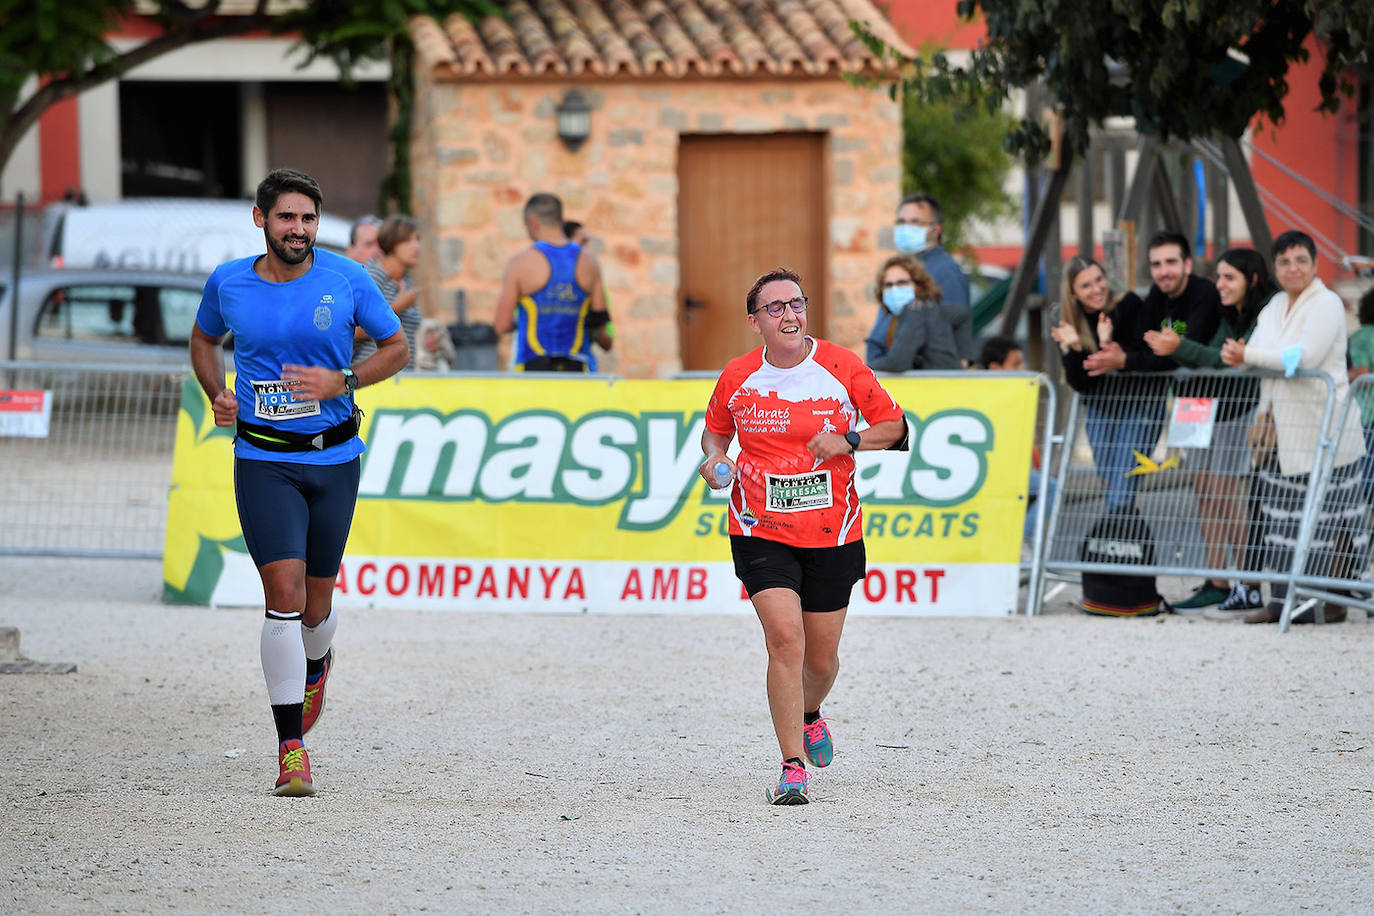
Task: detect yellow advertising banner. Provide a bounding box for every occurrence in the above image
[163,373,1040,615]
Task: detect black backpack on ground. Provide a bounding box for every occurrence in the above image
[1079,506,1168,617]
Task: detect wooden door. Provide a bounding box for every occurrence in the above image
[265,83,389,219]
[678,134,826,371]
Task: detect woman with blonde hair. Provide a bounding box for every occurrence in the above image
[1051,255,1155,511]
[863,253,969,371]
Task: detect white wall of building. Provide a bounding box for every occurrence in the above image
[78,83,121,202]
[115,37,389,82]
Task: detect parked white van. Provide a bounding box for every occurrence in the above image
[39,198,353,273]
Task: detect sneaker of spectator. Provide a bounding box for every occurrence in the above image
[1173,580,1229,610]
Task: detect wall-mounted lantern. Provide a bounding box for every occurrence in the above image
[556,89,592,152]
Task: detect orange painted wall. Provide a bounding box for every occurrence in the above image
[876,0,985,50]
[37,92,81,204]
[1248,38,1362,265]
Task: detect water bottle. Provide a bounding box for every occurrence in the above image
[710,460,733,489]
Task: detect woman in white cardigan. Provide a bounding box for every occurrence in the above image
[1222,230,1368,623]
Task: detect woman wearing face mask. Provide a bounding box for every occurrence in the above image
[863,254,967,371]
[1050,256,1156,512]
[1143,248,1275,615]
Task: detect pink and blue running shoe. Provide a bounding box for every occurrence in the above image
[803,717,833,768]
[766,760,809,805]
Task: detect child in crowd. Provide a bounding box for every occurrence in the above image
[980,336,1053,541]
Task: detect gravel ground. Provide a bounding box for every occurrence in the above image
[3,557,1373,914]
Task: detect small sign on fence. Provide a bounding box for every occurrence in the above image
[1167,396,1216,448]
[0,389,52,438]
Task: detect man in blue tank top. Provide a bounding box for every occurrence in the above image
[494,193,609,371]
[189,168,408,797]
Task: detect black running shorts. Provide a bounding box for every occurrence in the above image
[730,535,866,613]
[234,457,361,577]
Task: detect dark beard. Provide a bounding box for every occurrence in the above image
[265,229,313,265]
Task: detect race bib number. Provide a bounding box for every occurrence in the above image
[765,470,833,513]
[251,379,320,421]
[1167,396,1215,449]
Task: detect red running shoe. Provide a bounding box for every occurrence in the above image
[273,739,316,797]
[301,648,333,736]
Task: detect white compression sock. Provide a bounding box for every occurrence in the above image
[301,609,338,662]
[261,611,306,705]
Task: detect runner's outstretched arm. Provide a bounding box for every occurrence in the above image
[189,324,236,427]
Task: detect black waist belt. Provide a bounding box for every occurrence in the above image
[236,407,363,453]
[523,356,588,372]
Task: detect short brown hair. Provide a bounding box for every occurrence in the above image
[255,168,322,215]
[377,215,418,255]
[873,253,941,303]
[746,267,804,314]
[524,192,563,227]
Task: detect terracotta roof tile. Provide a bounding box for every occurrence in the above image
[414,0,909,80]
[479,16,531,74]
[569,0,641,74]
[507,0,566,74]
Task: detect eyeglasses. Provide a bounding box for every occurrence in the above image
[881,279,914,290]
[895,218,933,227]
[1275,255,1313,270]
[750,296,808,317]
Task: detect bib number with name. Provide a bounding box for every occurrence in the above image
[765,470,832,513]
[251,378,321,421]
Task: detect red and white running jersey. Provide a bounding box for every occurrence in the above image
[705,338,905,547]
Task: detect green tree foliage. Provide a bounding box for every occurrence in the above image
[902,89,1015,252]
[859,0,1374,163]
[0,0,500,182]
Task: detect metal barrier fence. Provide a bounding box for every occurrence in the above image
[1282,370,1374,629]
[0,361,184,558]
[1034,367,1374,629]
[1015,372,1057,615]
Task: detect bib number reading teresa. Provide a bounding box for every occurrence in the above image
[765,470,832,512]
[251,379,321,421]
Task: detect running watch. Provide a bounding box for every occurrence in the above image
[845,430,861,453]
[341,367,359,393]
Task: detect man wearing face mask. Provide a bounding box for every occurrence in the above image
[864,254,964,372]
[894,193,974,365]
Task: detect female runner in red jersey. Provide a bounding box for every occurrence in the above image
[700,267,907,805]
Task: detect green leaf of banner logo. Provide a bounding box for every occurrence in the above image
[179,376,234,443]
[162,533,249,605]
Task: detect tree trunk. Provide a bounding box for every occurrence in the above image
[999,143,1075,338]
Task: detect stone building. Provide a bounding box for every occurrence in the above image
[407,0,910,376]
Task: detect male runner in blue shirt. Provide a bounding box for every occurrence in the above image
[189,168,408,796]
[493,192,609,371]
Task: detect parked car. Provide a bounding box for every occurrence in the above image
[37,198,352,273]
[0,267,210,365]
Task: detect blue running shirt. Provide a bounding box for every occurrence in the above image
[195,248,401,464]
[513,241,590,369]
